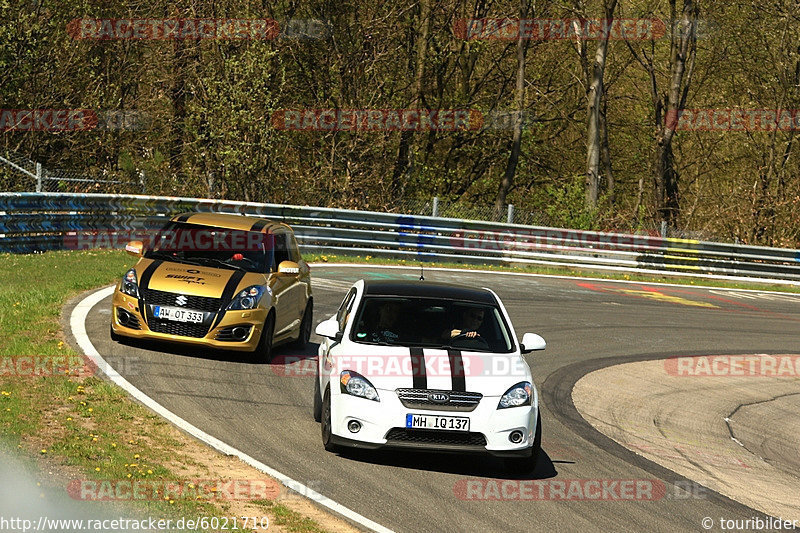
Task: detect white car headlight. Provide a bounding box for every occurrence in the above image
[120,269,139,298]
[227,285,269,310]
[498,381,532,409]
[340,371,380,402]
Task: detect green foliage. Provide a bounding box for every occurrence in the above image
[1,0,800,244]
[542,175,599,231]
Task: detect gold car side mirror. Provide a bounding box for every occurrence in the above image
[277,260,300,275]
[125,240,144,257]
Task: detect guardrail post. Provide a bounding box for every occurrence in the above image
[35,162,42,192]
[660,221,668,238]
[139,170,146,194]
[432,197,439,217]
[507,204,514,224]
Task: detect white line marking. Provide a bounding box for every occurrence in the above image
[71,285,394,533]
[312,278,354,291]
[310,263,800,295]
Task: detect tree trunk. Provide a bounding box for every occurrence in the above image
[169,39,187,183]
[495,0,531,219]
[391,0,431,200]
[653,0,698,227]
[601,97,615,204]
[654,138,679,225]
[585,0,617,209]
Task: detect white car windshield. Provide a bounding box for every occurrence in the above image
[350,297,514,353]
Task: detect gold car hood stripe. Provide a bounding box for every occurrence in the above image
[210,270,248,329]
[145,264,235,297]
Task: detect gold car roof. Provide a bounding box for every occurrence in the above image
[170,212,289,233]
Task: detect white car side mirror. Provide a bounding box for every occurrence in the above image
[521,333,546,353]
[315,318,342,341]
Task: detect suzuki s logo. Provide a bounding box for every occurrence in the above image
[175,295,188,306]
[428,392,449,403]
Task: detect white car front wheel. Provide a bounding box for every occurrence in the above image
[321,388,339,452]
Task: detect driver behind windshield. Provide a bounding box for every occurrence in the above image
[369,300,403,343]
[445,306,485,340]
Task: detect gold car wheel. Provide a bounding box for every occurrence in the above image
[252,312,275,364]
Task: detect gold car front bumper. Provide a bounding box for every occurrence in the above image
[110,288,268,352]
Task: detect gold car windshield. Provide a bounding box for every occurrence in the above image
[350,297,514,353]
[144,222,273,273]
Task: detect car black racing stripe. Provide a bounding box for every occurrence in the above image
[410,347,427,389]
[175,213,192,222]
[210,270,247,329]
[137,260,163,324]
[250,219,269,232]
[447,349,466,392]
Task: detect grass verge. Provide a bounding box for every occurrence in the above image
[0,249,339,533]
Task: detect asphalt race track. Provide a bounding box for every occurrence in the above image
[69,266,800,532]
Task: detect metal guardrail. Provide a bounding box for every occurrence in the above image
[1,192,800,283]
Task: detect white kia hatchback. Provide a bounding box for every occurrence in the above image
[313,280,546,471]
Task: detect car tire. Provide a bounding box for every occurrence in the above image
[293,299,313,349]
[110,324,121,343]
[251,312,275,364]
[503,409,542,473]
[312,365,322,423]
[321,387,339,452]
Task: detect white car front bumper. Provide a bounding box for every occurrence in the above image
[329,387,539,457]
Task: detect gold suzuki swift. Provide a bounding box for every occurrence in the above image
[110,212,312,362]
